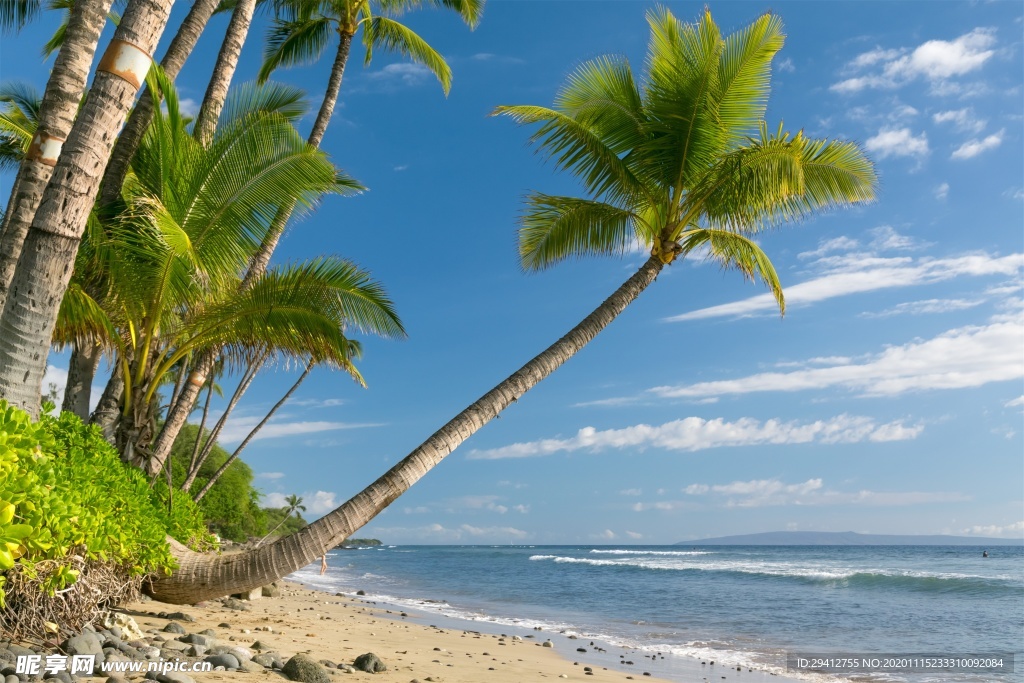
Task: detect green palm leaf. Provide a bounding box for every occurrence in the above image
[678,228,784,314]
[362,16,452,94]
[259,15,332,83]
[519,194,643,271]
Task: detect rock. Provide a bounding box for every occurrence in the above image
[163,613,194,623]
[282,654,330,683]
[542,641,553,648]
[261,586,280,598]
[217,623,232,629]
[159,641,190,652]
[198,630,216,637]
[43,672,73,683]
[99,613,145,642]
[240,662,265,674]
[337,665,355,674]
[352,654,386,674]
[251,654,280,669]
[226,647,252,663]
[317,661,336,669]
[187,645,206,658]
[355,591,366,596]
[204,654,240,670]
[155,673,194,683]
[179,635,214,648]
[63,633,103,657]
[231,588,261,601]
[220,599,251,612]
[250,641,276,652]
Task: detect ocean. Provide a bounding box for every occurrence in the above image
[289,544,1024,683]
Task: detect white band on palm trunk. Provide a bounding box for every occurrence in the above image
[97,39,153,90]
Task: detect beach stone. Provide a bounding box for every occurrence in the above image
[100,614,144,642]
[7,676,22,683]
[43,673,72,683]
[226,647,252,663]
[261,586,280,598]
[104,676,127,683]
[187,645,206,657]
[220,599,251,612]
[282,655,330,683]
[217,623,231,629]
[204,654,239,670]
[240,662,265,674]
[197,629,216,637]
[352,654,386,674]
[155,673,194,683]
[180,635,213,648]
[64,633,103,657]
[163,613,194,623]
[250,641,276,651]
[542,641,553,648]
[160,641,189,653]
[337,665,355,674]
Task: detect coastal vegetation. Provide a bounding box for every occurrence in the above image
[0,0,875,635]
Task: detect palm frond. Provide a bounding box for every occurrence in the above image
[363,16,452,94]
[259,15,333,83]
[492,104,646,205]
[519,194,643,271]
[53,281,121,350]
[679,227,784,315]
[553,55,646,157]
[220,80,310,124]
[715,11,784,145]
[639,6,725,192]
[0,0,41,32]
[376,0,484,29]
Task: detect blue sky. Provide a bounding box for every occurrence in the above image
[4,1,1022,544]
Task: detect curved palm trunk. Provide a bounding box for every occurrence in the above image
[148,32,356,474]
[0,0,176,416]
[192,0,258,146]
[61,341,101,420]
[98,0,222,208]
[0,0,115,310]
[89,360,124,443]
[149,256,663,604]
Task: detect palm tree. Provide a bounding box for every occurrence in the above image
[257,494,306,545]
[147,8,877,604]
[0,0,114,292]
[0,0,178,416]
[82,77,404,470]
[148,0,485,474]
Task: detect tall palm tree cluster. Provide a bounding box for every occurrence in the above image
[0,4,876,603]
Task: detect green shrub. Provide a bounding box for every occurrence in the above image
[0,401,213,608]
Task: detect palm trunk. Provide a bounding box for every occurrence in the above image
[192,0,258,146]
[98,0,222,209]
[61,341,101,420]
[90,359,124,442]
[186,382,215,476]
[192,360,313,500]
[0,0,176,417]
[149,256,664,604]
[0,0,115,309]
[148,32,356,474]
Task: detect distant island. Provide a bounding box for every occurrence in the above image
[339,538,382,548]
[676,531,1024,546]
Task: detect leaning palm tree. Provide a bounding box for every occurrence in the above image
[148,0,485,475]
[149,7,876,603]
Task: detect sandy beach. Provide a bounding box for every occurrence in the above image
[101,580,805,683]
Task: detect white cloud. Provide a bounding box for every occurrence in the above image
[951,129,1004,159]
[289,397,346,408]
[262,492,288,508]
[218,415,383,444]
[178,98,200,117]
[932,108,987,133]
[798,236,861,260]
[591,529,617,540]
[865,127,929,159]
[1006,396,1024,408]
[776,57,795,73]
[467,414,921,460]
[625,530,644,539]
[366,63,433,88]
[934,182,949,200]
[653,315,1024,399]
[832,28,996,92]
[393,164,409,172]
[869,225,920,251]
[304,490,339,515]
[679,477,970,508]
[619,488,643,496]
[861,298,985,318]
[963,520,1024,537]
[257,472,285,480]
[667,252,1023,321]
[572,396,639,408]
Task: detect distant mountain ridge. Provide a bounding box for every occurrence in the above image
[677,531,1024,546]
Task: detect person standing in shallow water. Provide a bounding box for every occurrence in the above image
[320,555,328,574]
[982,550,988,558]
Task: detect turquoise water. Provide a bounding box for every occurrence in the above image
[291,544,1023,682]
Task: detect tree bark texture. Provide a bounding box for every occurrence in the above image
[149,257,664,603]
[61,341,101,420]
[98,0,221,209]
[192,0,257,146]
[0,0,176,416]
[0,0,115,307]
